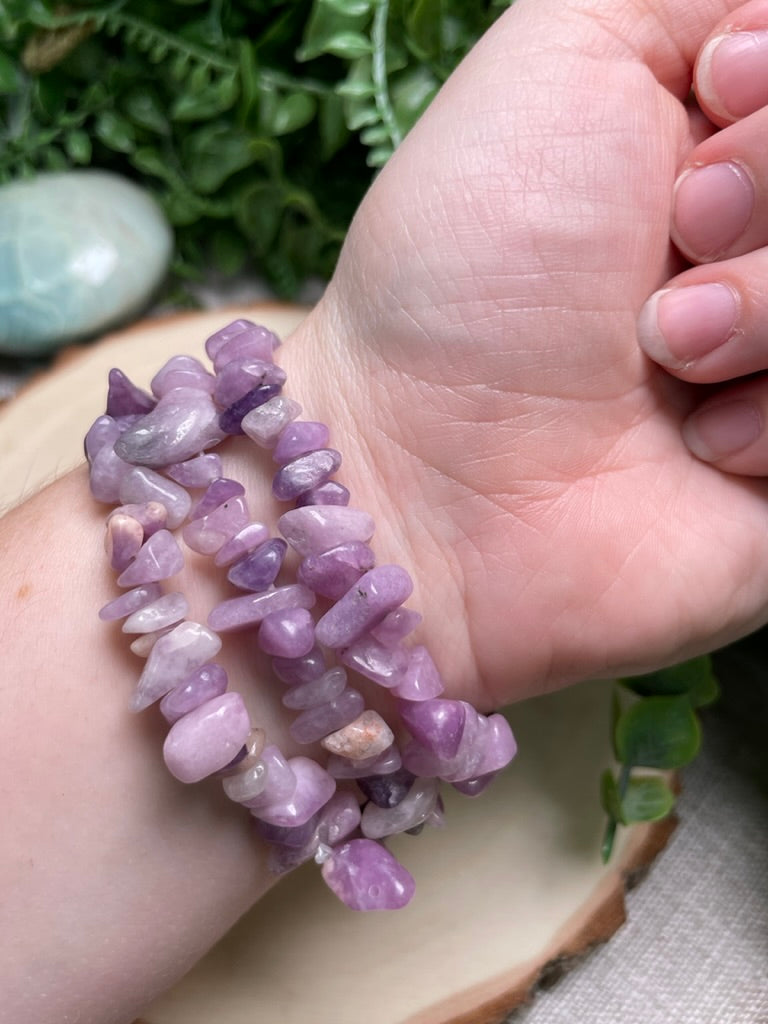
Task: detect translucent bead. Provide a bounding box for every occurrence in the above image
[315,566,413,649]
[339,637,409,688]
[182,496,249,555]
[89,443,132,503]
[119,468,190,529]
[370,608,422,648]
[249,756,335,828]
[320,710,394,762]
[99,582,163,621]
[392,646,445,701]
[451,771,498,797]
[214,522,271,568]
[114,387,224,468]
[281,666,347,710]
[295,481,351,507]
[106,367,156,417]
[399,699,466,759]
[243,746,296,808]
[213,359,286,408]
[360,778,440,839]
[262,791,361,876]
[326,744,402,779]
[107,501,167,537]
[257,607,316,658]
[272,644,326,685]
[116,529,184,587]
[208,584,315,633]
[272,449,342,502]
[357,767,415,808]
[132,621,222,712]
[320,839,415,911]
[278,505,375,558]
[166,453,223,488]
[122,591,188,633]
[222,760,269,804]
[402,708,517,783]
[105,513,143,571]
[129,626,174,658]
[297,542,375,601]
[219,383,282,436]
[204,319,257,361]
[241,396,302,448]
[84,415,120,463]
[211,323,278,369]
[273,421,330,464]
[160,663,229,724]
[226,537,286,591]
[289,687,365,745]
[217,727,266,775]
[189,477,245,520]
[163,692,251,784]
[151,355,215,398]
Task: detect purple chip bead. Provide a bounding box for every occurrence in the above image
[189,477,245,520]
[163,691,251,783]
[115,388,224,469]
[357,768,415,809]
[204,319,257,361]
[242,396,302,448]
[89,443,133,503]
[370,608,422,648]
[249,756,336,828]
[360,778,440,839]
[226,538,287,591]
[208,583,315,632]
[214,359,286,408]
[219,383,282,436]
[399,699,466,759]
[106,368,156,417]
[99,582,163,621]
[150,356,215,398]
[263,791,361,875]
[258,607,316,658]
[289,687,365,745]
[119,468,191,529]
[296,481,351,507]
[160,662,229,724]
[272,644,326,685]
[326,744,402,779]
[105,513,143,571]
[340,637,409,688]
[212,324,278,370]
[297,542,376,601]
[84,415,121,463]
[244,746,296,808]
[272,449,342,502]
[107,501,168,537]
[116,529,184,587]
[214,522,271,567]
[132,620,222,712]
[182,496,250,556]
[278,506,375,558]
[122,591,189,633]
[402,709,517,783]
[392,646,445,701]
[166,453,223,488]
[273,421,330,464]
[315,566,413,649]
[281,666,347,710]
[451,771,499,797]
[321,839,415,911]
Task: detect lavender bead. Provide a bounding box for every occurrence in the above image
[297,542,375,601]
[281,666,347,710]
[357,768,415,809]
[130,626,174,658]
[241,396,302,448]
[189,478,245,520]
[339,636,409,688]
[105,513,143,571]
[212,324,278,370]
[402,709,517,783]
[84,415,120,462]
[273,421,330,464]
[160,663,229,724]
[320,709,395,761]
[116,529,184,587]
[360,778,440,839]
[208,584,315,633]
[258,607,315,658]
[244,746,297,807]
[99,582,163,621]
[213,523,270,567]
[119,468,190,529]
[122,591,189,633]
[218,728,266,776]
[399,699,466,759]
[151,356,215,398]
[107,501,167,537]
[278,505,375,558]
[106,367,156,417]
[296,481,351,507]
[392,646,445,701]
[166,453,223,488]
[114,388,224,468]
[132,621,222,712]
[204,319,257,361]
[326,744,403,779]
[451,771,499,797]
[89,443,132,503]
[315,566,413,649]
[214,359,286,408]
[249,756,335,828]
[321,839,415,911]
[222,760,269,804]
[182,496,249,556]
[219,383,282,436]
[273,449,342,502]
[264,792,361,875]
[370,608,422,648]
[289,688,365,745]
[226,538,287,591]
[272,644,326,685]
[163,692,251,783]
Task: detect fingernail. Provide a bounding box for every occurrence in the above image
[637,283,739,367]
[672,162,754,260]
[697,31,768,120]
[683,400,762,461]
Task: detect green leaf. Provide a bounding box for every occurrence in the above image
[620,776,676,824]
[171,73,239,122]
[234,180,284,254]
[346,102,378,130]
[320,30,371,59]
[391,64,439,133]
[297,2,371,63]
[64,128,91,163]
[210,227,247,275]
[0,51,20,94]
[321,0,373,16]
[130,146,173,179]
[336,55,375,98]
[405,0,441,60]
[42,144,67,170]
[366,144,392,167]
[621,656,720,708]
[318,91,348,159]
[360,122,391,146]
[269,92,316,136]
[183,123,264,194]
[94,110,136,153]
[600,769,623,823]
[123,88,169,134]
[615,695,701,769]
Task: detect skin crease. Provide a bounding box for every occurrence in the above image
[3,0,768,1020]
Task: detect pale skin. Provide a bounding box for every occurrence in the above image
[3,0,768,1020]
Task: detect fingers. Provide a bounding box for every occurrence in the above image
[694,0,768,126]
[680,379,768,475]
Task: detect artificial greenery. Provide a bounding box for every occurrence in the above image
[600,656,721,862]
[0,0,509,295]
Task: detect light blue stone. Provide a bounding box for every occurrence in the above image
[0,170,173,355]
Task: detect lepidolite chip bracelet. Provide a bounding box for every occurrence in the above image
[86,319,517,911]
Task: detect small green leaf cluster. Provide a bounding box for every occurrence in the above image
[600,656,720,862]
[0,0,509,296]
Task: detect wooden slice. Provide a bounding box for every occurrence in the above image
[0,306,674,1023]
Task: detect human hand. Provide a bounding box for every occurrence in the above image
[288,0,768,707]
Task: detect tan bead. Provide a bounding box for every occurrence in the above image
[320,710,394,761]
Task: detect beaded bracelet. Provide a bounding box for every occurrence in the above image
[85,319,517,911]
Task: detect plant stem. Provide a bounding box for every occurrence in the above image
[371,0,401,149]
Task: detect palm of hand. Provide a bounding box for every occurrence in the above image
[317,0,768,706]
